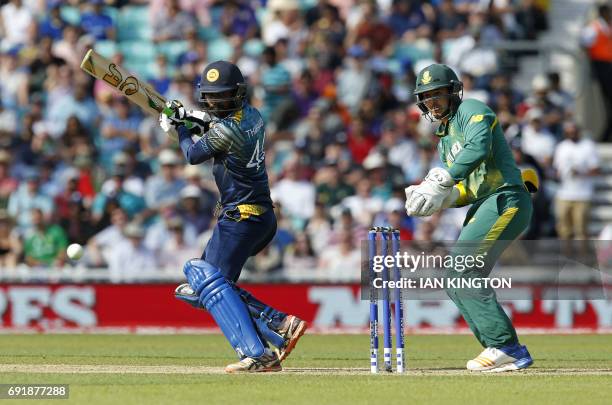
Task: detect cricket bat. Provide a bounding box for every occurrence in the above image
[80,49,178,141]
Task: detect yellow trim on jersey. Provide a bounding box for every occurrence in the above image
[454,182,469,207]
[237,204,267,220]
[476,207,519,255]
[233,109,243,123]
[484,207,518,241]
[490,117,498,130]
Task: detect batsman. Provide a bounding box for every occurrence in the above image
[159,61,306,373]
[405,64,536,372]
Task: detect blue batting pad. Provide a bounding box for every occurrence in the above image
[252,316,285,349]
[174,282,286,349]
[184,259,265,358]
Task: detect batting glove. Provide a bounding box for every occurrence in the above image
[159,100,186,133]
[183,110,212,136]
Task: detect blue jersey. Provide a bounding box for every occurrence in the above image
[177,104,273,211]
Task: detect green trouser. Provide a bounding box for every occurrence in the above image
[446,187,532,348]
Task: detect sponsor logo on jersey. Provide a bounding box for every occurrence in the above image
[469,114,484,124]
[446,141,462,164]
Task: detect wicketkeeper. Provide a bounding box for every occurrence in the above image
[405,64,536,372]
[159,61,306,373]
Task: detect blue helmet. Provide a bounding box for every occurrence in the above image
[198,60,247,117]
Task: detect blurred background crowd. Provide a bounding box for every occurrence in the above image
[0,0,610,281]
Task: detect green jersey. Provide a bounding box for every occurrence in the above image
[436,98,524,206]
[24,225,68,265]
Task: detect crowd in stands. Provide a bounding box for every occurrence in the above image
[0,0,603,280]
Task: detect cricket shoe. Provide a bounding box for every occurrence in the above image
[276,315,308,362]
[225,349,282,373]
[467,344,533,372]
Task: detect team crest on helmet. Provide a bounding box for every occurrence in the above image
[206,69,220,82]
[422,71,432,84]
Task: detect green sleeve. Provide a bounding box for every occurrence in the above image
[53,226,68,251]
[447,113,494,182]
[438,141,448,169]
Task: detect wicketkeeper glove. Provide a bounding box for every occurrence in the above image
[405,167,455,216]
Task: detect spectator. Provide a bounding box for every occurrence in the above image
[460,72,489,103]
[157,217,201,269]
[151,0,197,43]
[106,151,147,198]
[547,72,574,113]
[515,0,548,40]
[347,116,376,164]
[145,203,197,255]
[386,0,431,39]
[337,45,373,113]
[219,0,258,39]
[99,98,141,171]
[87,207,128,267]
[107,222,156,282]
[581,4,612,141]
[271,159,315,224]
[263,0,302,47]
[7,173,54,235]
[144,149,186,210]
[0,210,21,268]
[0,98,18,136]
[38,5,66,41]
[249,243,283,276]
[305,201,332,255]
[317,228,360,281]
[178,184,214,235]
[52,25,86,68]
[46,82,100,137]
[519,74,564,136]
[435,0,466,41]
[553,121,600,240]
[383,198,414,241]
[315,163,354,208]
[23,208,68,267]
[0,47,29,110]
[283,231,317,277]
[328,207,368,247]
[148,0,211,28]
[377,118,419,182]
[0,0,34,49]
[347,1,393,53]
[509,137,550,238]
[0,150,17,210]
[91,166,146,224]
[520,108,556,170]
[259,46,298,131]
[81,0,116,41]
[341,178,383,227]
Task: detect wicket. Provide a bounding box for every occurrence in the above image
[369,226,404,373]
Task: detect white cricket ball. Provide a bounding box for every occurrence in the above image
[66,243,84,260]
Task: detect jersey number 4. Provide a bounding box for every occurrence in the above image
[247,138,265,170]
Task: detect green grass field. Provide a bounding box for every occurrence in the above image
[1,334,611,404]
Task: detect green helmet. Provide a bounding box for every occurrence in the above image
[414,64,463,120]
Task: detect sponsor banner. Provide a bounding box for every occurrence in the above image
[0,284,610,331]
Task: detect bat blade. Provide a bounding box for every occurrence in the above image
[80,49,177,140]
